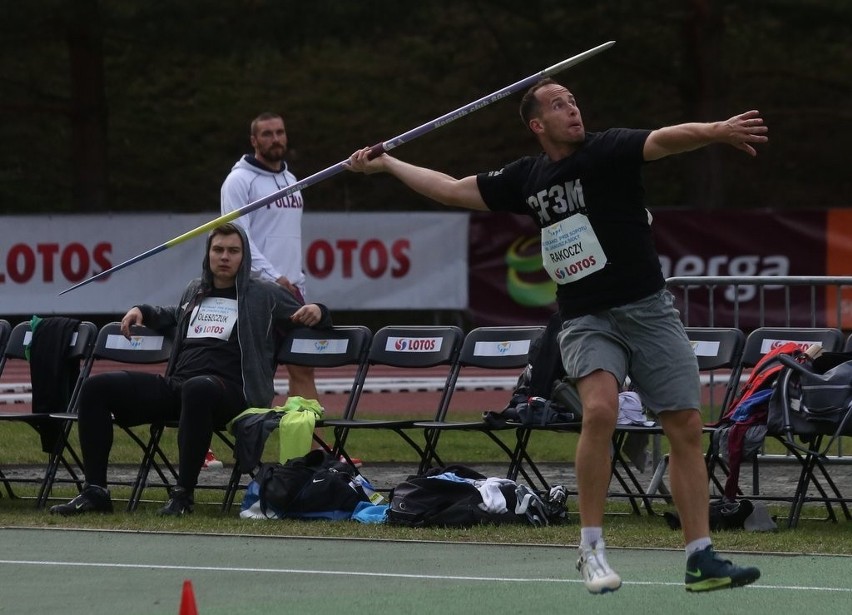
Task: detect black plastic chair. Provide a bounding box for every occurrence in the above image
[323,325,464,476]
[723,326,845,526]
[623,327,746,513]
[768,340,852,528]
[413,325,545,478]
[220,325,373,512]
[510,326,748,515]
[43,322,177,511]
[0,319,97,507]
[96,322,246,512]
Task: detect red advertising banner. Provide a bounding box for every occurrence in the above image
[653,209,828,328]
[467,209,838,329]
[468,212,556,326]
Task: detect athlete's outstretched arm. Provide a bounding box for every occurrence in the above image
[345,148,488,211]
[643,110,768,161]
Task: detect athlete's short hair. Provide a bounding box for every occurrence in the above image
[519,78,559,130]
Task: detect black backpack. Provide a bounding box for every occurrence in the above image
[484,313,581,427]
[256,450,370,518]
[664,498,756,532]
[386,465,569,528]
[768,351,852,443]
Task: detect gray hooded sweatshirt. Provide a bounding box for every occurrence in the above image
[136,225,331,408]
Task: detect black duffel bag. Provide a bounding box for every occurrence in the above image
[256,450,368,518]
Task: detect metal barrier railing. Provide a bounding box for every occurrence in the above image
[666,275,852,329]
[666,275,852,462]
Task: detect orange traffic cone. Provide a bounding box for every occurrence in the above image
[179,579,198,615]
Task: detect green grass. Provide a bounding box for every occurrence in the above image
[2,419,852,555]
[3,408,837,465]
[2,486,851,556]
[0,419,579,466]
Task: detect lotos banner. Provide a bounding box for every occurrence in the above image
[0,213,468,315]
[302,212,468,309]
[0,213,211,315]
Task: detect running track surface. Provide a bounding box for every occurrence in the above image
[1,527,850,615]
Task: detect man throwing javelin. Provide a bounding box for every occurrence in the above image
[345,78,767,593]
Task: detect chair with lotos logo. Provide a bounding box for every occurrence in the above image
[322,325,464,479]
[412,326,547,479]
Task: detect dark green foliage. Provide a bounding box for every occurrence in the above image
[1,0,850,214]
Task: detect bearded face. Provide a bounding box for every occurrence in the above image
[251,117,288,167]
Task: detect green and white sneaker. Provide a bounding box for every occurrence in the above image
[685,545,760,592]
[577,539,622,594]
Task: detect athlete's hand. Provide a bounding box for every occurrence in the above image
[720,110,769,156]
[344,147,388,174]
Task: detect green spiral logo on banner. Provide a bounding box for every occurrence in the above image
[505,235,556,307]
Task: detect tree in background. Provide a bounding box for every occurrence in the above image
[1,0,849,214]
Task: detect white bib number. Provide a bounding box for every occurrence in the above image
[541,214,607,284]
[187,297,238,340]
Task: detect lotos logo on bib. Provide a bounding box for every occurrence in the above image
[553,255,599,281]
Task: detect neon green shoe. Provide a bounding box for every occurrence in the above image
[685,546,760,592]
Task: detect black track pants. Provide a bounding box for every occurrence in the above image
[77,371,246,492]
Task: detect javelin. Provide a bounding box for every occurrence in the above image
[60,40,615,296]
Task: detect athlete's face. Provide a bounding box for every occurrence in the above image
[251,117,287,166]
[530,84,585,146]
[208,232,243,288]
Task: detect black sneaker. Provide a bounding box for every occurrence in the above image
[158,486,194,516]
[685,545,760,592]
[49,484,113,516]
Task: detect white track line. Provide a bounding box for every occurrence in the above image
[0,559,571,582]
[1,559,850,592]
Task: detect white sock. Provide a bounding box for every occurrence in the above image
[580,527,603,548]
[685,537,712,556]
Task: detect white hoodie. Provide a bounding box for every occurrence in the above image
[221,155,306,294]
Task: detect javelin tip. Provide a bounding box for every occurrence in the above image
[543,41,616,77]
[58,278,92,296]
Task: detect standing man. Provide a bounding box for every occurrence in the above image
[50,224,331,516]
[221,112,318,402]
[345,78,767,594]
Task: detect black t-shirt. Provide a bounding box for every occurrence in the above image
[476,128,664,318]
[172,286,243,388]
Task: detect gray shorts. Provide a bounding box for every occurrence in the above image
[557,289,700,414]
